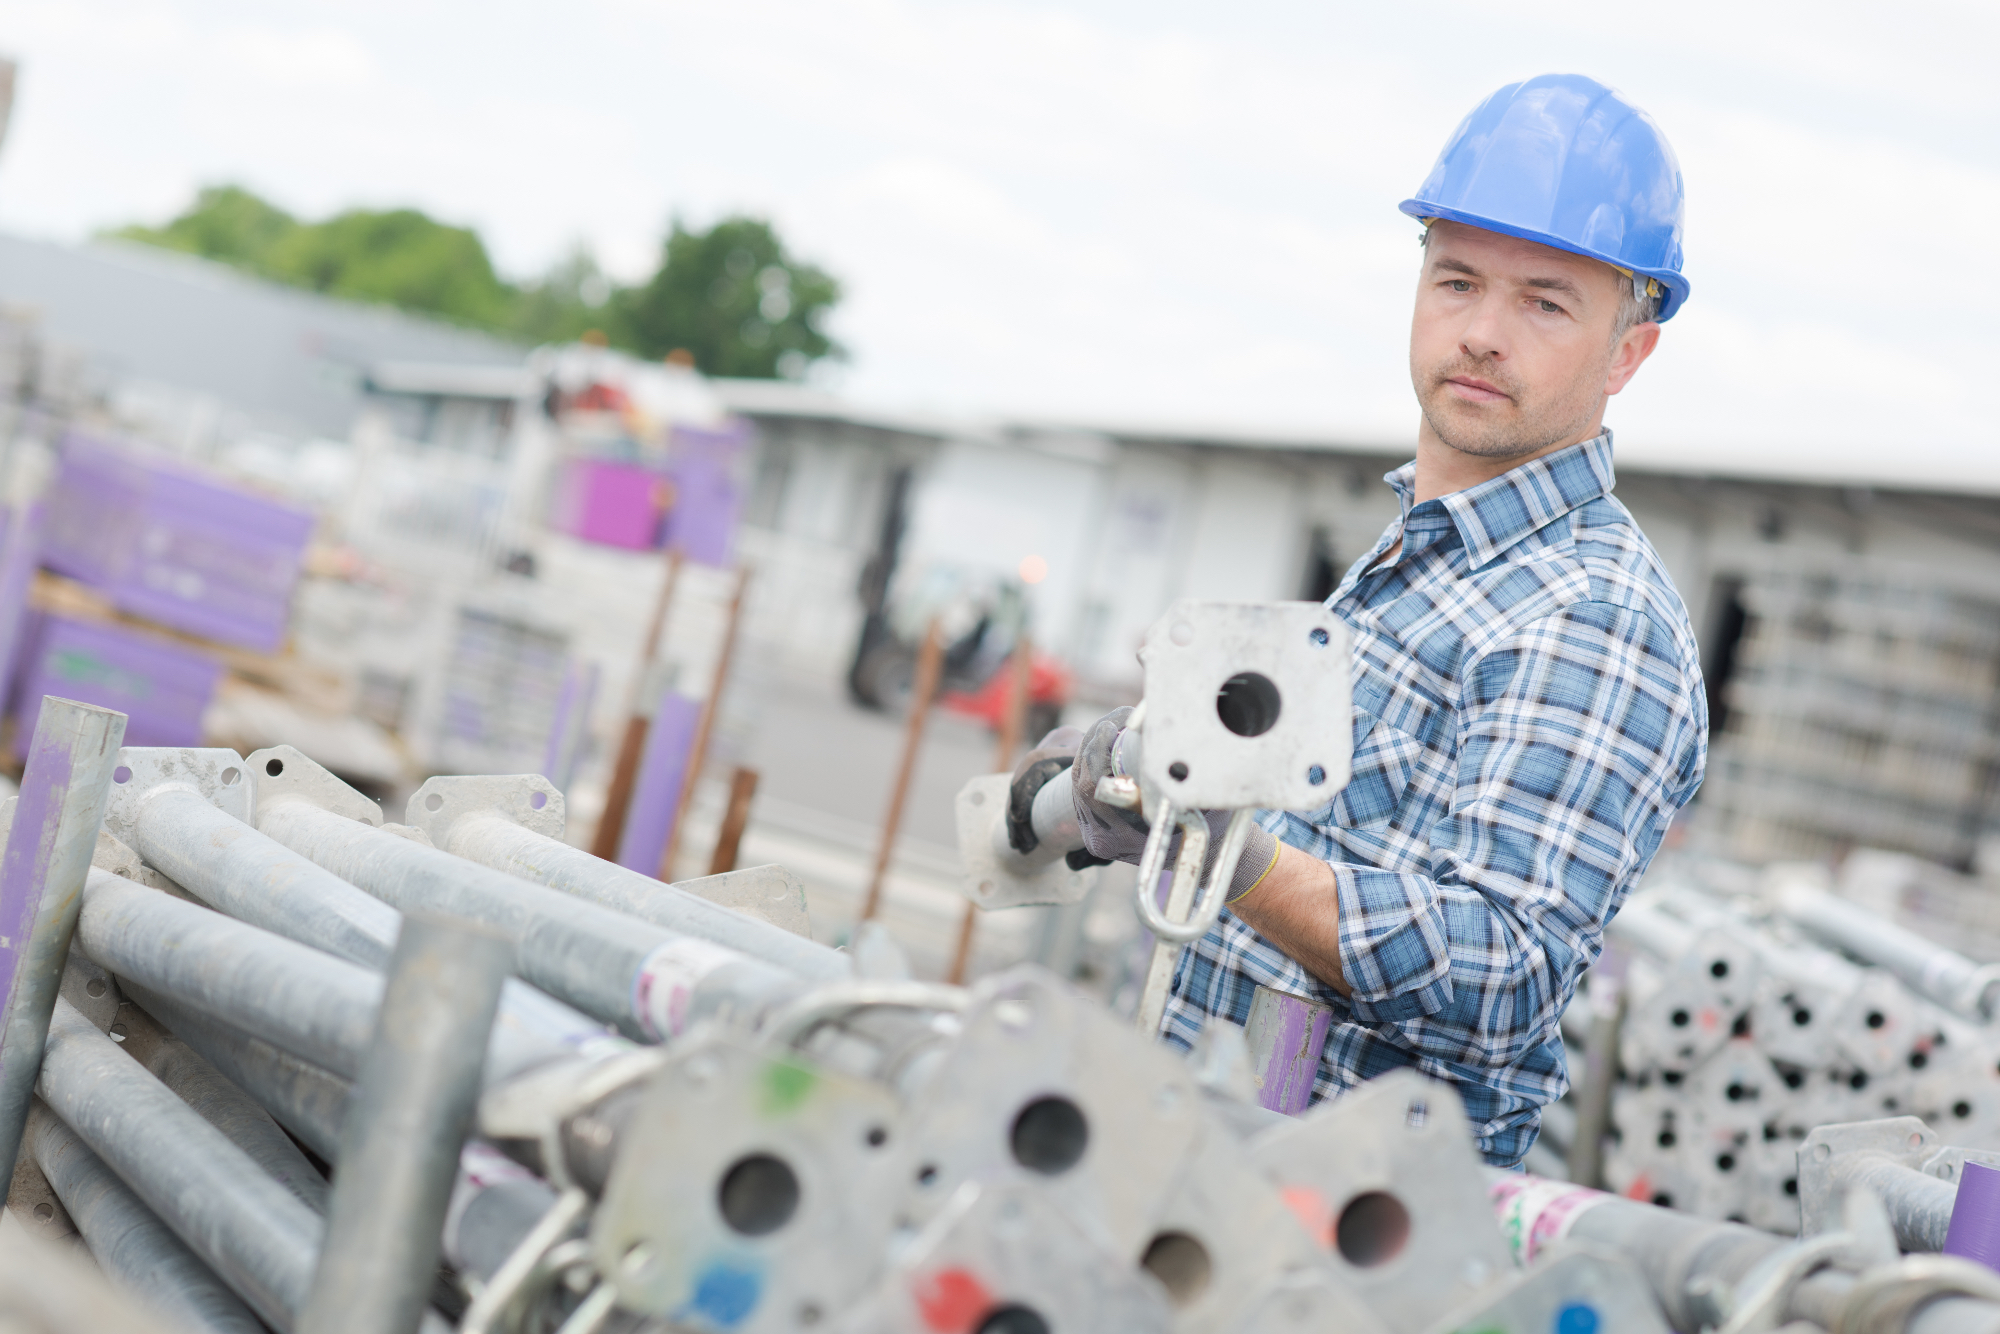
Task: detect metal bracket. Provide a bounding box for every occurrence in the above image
[101,747,252,849]
[243,745,384,827]
[1796,1117,1938,1240]
[405,773,566,845]
[952,773,1095,909]
[1438,1244,1670,1334]
[672,865,817,942]
[479,1047,669,1193]
[1135,600,1351,811]
[1246,1068,1515,1330]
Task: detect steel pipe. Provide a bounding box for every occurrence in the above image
[80,868,379,1078]
[1776,880,2000,1020]
[301,914,513,1334]
[36,997,323,1329]
[413,795,849,984]
[126,981,351,1164]
[28,1098,265,1334]
[119,784,625,1080]
[0,698,126,1182]
[258,798,805,1042]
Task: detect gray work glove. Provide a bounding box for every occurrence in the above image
[1006,726,1084,855]
[1072,706,1281,903]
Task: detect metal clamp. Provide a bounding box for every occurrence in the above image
[458,1188,593,1334]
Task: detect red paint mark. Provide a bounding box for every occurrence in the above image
[1622,1172,1653,1202]
[1699,1009,1718,1032]
[913,1268,991,1333]
[1280,1185,1335,1246]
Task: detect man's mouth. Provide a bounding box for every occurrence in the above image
[1442,375,1511,404]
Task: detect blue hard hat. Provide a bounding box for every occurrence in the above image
[1400,74,1690,322]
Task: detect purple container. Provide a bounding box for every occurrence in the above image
[9,614,221,748]
[551,459,673,551]
[660,421,746,567]
[1945,1160,2000,1272]
[41,434,315,653]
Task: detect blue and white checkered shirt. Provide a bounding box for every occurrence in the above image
[1162,433,1707,1166]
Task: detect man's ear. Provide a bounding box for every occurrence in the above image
[1605,321,1661,396]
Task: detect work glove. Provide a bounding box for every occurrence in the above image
[1071,707,1282,904]
[1006,726,1084,855]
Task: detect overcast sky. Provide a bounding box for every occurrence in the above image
[0,0,1994,486]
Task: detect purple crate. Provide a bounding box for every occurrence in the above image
[551,459,673,551]
[41,434,315,653]
[9,613,221,748]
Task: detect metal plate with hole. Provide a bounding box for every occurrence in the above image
[1136,601,1351,811]
[1245,1069,1514,1330]
[243,745,384,826]
[1795,1116,1941,1241]
[102,747,253,848]
[952,774,1096,910]
[1431,1244,1669,1334]
[404,773,567,844]
[829,1180,1172,1334]
[591,1037,906,1331]
[890,967,1205,1255]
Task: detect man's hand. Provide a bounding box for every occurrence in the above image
[1072,707,1152,864]
[1005,726,1084,854]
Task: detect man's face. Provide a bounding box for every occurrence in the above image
[1409,221,1654,462]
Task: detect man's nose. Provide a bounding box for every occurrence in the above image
[1459,297,1508,362]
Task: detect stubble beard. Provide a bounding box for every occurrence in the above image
[1416,354,1601,462]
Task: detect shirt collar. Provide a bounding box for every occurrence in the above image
[1383,432,1618,569]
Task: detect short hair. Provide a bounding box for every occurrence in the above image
[1419,224,1659,338]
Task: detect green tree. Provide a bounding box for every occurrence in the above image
[261,207,515,328]
[111,184,298,269]
[620,217,842,379]
[508,245,621,346]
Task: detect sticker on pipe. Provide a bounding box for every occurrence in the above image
[633,937,740,1040]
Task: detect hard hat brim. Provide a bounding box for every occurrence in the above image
[1400,202,1690,323]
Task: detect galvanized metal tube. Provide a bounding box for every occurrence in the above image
[423,806,850,984]
[36,997,323,1329]
[1776,880,2000,1020]
[127,981,352,1164]
[28,1099,265,1334]
[133,784,401,968]
[0,698,127,1183]
[124,788,626,1080]
[300,913,513,1334]
[79,868,378,1078]
[258,799,805,1042]
[139,1034,330,1213]
[300,912,516,1334]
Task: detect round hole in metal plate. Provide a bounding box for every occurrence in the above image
[977,1306,1050,1334]
[1141,1231,1213,1306]
[1308,765,1326,785]
[1010,1096,1089,1175]
[266,757,285,777]
[1216,672,1281,737]
[424,792,444,812]
[717,1153,800,1236]
[1168,761,1189,782]
[1334,1190,1410,1267]
[220,767,240,786]
[1309,627,1331,647]
[112,766,132,785]
[529,791,548,810]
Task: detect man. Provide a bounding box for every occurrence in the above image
[1054,74,1708,1167]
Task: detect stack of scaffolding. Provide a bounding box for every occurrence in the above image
[1585,859,2000,1236]
[1701,570,2000,866]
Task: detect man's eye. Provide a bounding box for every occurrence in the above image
[1537,299,1564,314]
[1448,280,1473,292]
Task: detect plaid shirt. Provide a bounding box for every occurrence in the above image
[1162,433,1707,1166]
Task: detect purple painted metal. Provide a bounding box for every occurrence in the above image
[0,501,43,705]
[660,421,747,567]
[614,691,702,873]
[1946,1160,2000,1272]
[1242,983,1334,1115]
[539,657,600,793]
[0,695,127,1183]
[40,433,315,652]
[9,614,222,748]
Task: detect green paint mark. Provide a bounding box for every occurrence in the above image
[761,1059,817,1116]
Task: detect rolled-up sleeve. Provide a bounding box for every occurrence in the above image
[1282,600,1705,1065]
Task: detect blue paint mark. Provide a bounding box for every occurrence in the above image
[1555,1303,1599,1334]
[682,1261,763,1329]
